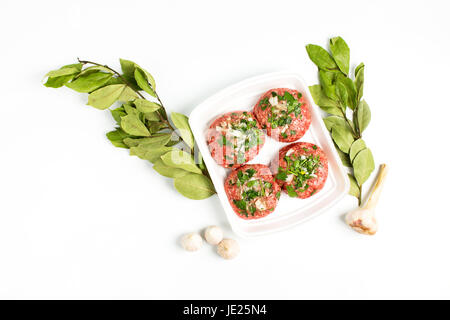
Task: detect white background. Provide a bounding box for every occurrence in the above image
[1,0,449,299]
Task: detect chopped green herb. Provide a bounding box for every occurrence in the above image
[265,90,303,130]
[286,185,297,197]
[276,169,288,181]
[247,180,259,188]
[233,199,247,211]
[246,168,256,178]
[282,152,321,192]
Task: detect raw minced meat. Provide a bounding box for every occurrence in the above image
[271,142,328,199]
[253,88,311,143]
[206,111,265,168]
[224,164,280,219]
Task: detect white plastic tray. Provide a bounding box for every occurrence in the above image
[189,72,349,237]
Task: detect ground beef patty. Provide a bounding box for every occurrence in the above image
[206,111,265,168]
[224,164,281,220]
[271,142,328,199]
[253,88,311,142]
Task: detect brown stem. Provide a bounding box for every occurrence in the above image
[357,184,362,206]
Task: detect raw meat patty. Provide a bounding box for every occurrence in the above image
[271,142,328,198]
[224,164,281,219]
[206,111,265,168]
[253,88,311,142]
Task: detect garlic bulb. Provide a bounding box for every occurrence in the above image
[217,239,240,259]
[345,164,388,235]
[204,226,223,245]
[181,232,203,251]
[345,208,378,235]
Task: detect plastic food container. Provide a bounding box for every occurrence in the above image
[189,72,349,237]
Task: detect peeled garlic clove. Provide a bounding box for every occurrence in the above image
[181,232,203,252]
[204,226,223,245]
[217,239,240,260]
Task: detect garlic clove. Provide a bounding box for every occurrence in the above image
[217,239,240,260]
[204,226,223,245]
[181,232,203,252]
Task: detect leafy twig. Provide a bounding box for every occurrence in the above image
[306,37,375,204]
[44,58,215,200]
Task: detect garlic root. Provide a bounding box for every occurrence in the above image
[345,164,389,235]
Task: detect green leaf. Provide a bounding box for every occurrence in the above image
[144,112,160,121]
[45,63,82,78]
[62,63,83,72]
[161,150,202,174]
[110,106,126,124]
[65,72,112,93]
[348,174,360,198]
[335,144,352,167]
[323,115,347,131]
[197,151,206,170]
[44,63,82,88]
[319,70,338,100]
[123,103,140,116]
[305,44,338,70]
[118,86,139,102]
[123,133,172,148]
[309,85,342,116]
[147,121,166,134]
[356,100,371,133]
[130,145,173,163]
[152,159,189,178]
[349,139,366,163]
[336,81,348,109]
[134,99,161,113]
[106,128,130,148]
[173,173,215,200]
[119,59,155,92]
[355,62,365,101]
[337,75,357,110]
[331,125,354,153]
[134,68,156,97]
[120,58,136,79]
[170,112,195,148]
[320,106,344,117]
[353,148,375,186]
[136,66,156,91]
[44,74,75,88]
[120,113,150,136]
[87,84,126,110]
[329,36,350,75]
[76,65,112,78]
